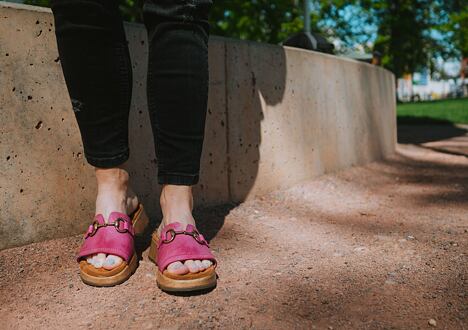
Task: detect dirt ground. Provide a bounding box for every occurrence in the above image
[1,125,467,330]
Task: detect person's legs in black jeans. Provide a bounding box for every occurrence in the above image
[51,0,212,274]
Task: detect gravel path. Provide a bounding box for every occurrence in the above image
[1,126,467,329]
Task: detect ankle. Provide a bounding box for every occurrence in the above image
[160,184,195,225]
[160,185,193,208]
[96,167,129,193]
[94,166,136,218]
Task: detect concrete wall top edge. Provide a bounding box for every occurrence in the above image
[220,36,282,50]
[283,45,395,78]
[0,1,51,13]
[123,21,145,29]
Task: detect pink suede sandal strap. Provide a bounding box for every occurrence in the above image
[156,222,216,272]
[77,212,135,263]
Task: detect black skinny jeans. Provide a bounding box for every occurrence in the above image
[50,0,212,185]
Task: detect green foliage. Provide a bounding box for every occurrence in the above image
[24,0,50,6]
[22,0,308,44]
[318,1,377,53]
[330,0,465,77]
[20,0,466,78]
[439,0,467,57]
[372,0,433,78]
[24,0,143,21]
[209,1,306,44]
[118,0,144,22]
[447,11,468,58]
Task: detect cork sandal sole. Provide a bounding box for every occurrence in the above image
[79,253,138,287]
[148,229,217,292]
[79,204,149,287]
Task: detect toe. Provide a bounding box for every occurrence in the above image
[93,253,106,268]
[166,261,189,275]
[88,254,98,267]
[201,260,212,269]
[184,260,200,273]
[103,255,123,270]
[194,260,204,271]
[86,255,95,265]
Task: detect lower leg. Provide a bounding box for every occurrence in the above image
[143,1,213,275]
[51,0,133,271]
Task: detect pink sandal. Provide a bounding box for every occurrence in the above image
[77,204,148,287]
[148,222,217,292]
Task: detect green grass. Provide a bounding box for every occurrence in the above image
[397,97,468,125]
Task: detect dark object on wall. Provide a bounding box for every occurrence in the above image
[372,50,382,66]
[282,32,334,55]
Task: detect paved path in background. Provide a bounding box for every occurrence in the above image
[1,126,467,329]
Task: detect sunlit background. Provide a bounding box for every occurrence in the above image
[8,0,467,103]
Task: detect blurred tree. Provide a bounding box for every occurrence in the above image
[371,0,433,78]
[209,0,306,44]
[118,0,144,22]
[318,1,377,53]
[24,0,50,6]
[23,0,464,79]
[440,0,467,60]
[24,0,143,21]
[326,0,459,78]
[450,11,468,59]
[24,0,317,43]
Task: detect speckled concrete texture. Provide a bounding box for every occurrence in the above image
[225,41,396,202]
[0,2,95,249]
[0,3,228,249]
[1,2,396,249]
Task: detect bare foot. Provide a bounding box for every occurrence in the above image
[85,166,139,270]
[160,184,213,275]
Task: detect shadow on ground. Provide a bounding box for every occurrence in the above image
[397,118,467,144]
[1,126,466,329]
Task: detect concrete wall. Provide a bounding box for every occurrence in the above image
[0,2,396,250]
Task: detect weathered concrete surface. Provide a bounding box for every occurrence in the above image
[225,41,396,201]
[0,2,396,249]
[0,136,466,329]
[0,3,228,249]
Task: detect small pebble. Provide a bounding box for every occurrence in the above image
[428,319,437,327]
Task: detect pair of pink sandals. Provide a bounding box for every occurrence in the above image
[77,204,217,292]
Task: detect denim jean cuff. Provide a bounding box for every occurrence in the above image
[158,172,199,185]
[85,149,129,168]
